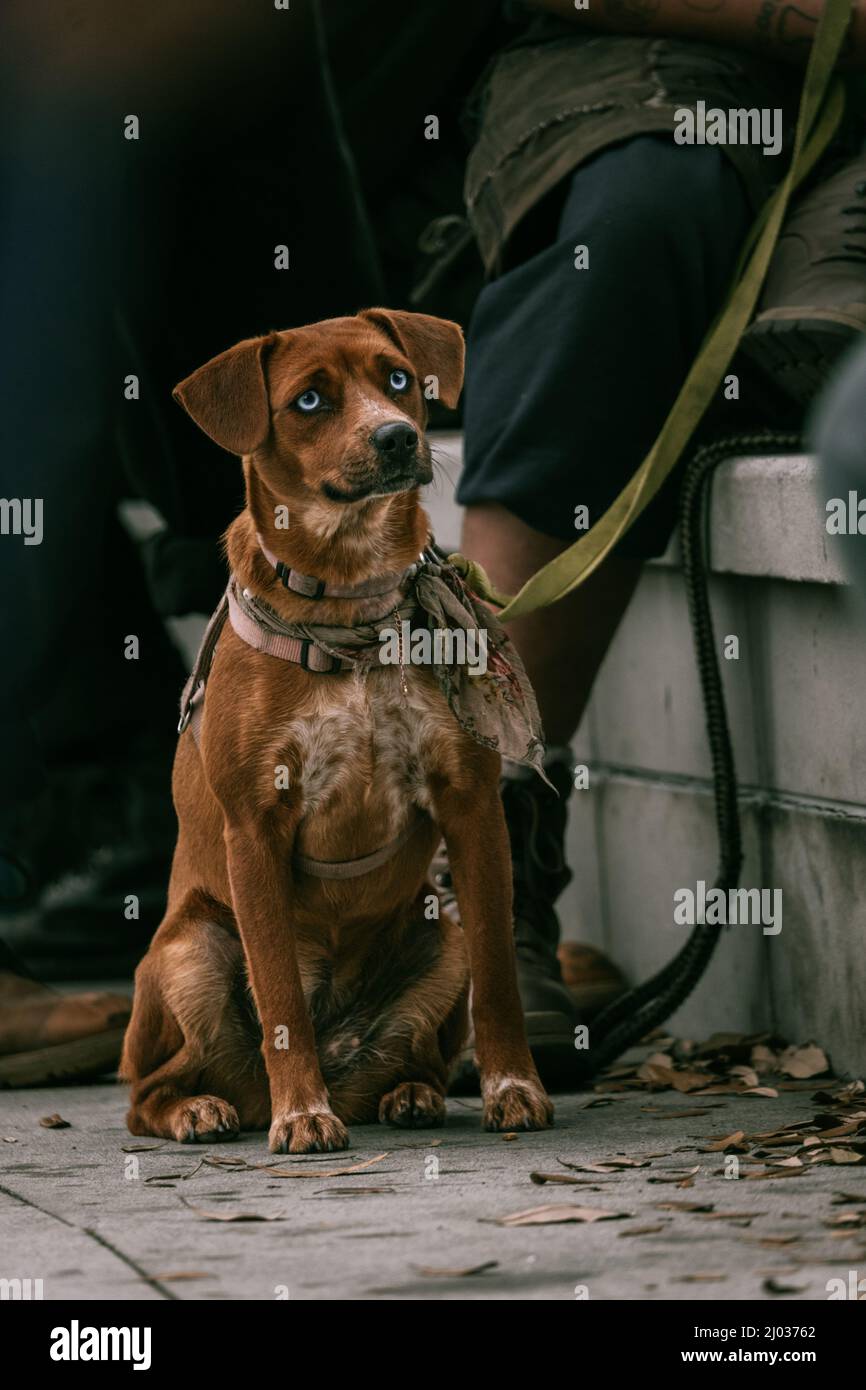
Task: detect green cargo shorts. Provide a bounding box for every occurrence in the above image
[464,30,802,274]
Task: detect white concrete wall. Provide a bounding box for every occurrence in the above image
[425,434,866,1076]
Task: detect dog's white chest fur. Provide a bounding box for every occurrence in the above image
[279,667,455,830]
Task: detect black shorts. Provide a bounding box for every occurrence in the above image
[456,134,754,557]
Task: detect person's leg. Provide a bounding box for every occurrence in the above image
[461,136,755,733]
[118,0,384,619]
[462,507,642,745]
[0,41,188,1058]
[0,67,132,868]
[457,135,755,1061]
[0,940,131,1088]
[0,2,383,1062]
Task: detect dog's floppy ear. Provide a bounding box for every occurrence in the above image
[173,332,279,456]
[360,309,465,409]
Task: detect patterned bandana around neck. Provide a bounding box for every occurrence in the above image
[231,545,549,782]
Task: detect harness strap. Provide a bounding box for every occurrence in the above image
[292,811,428,880]
[176,583,419,879]
[177,590,230,737]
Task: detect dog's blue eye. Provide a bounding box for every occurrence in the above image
[389,370,409,392]
[296,390,321,413]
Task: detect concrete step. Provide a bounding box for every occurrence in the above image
[424,433,866,1076]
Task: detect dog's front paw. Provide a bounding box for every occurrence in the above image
[269,1109,349,1154]
[482,1075,554,1132]
[168,1095,240,1143]
[379,1081,446,1129]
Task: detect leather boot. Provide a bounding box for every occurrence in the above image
[738,155,866,409]
[0,939,130,1087]
[434,750,626,1086]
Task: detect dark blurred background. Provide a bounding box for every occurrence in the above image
[0,0,504,977]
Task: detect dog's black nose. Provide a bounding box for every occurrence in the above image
[371,421,418,462]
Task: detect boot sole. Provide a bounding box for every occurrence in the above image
[739,310,866,407]
[0,1026,127,1088]
[566,979,628,1017]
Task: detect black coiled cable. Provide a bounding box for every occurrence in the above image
[576,431,801,1080]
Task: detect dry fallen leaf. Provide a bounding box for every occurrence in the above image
[39,1114,70,1129]
[530,1172,603,1187]
[693,1211,760,1223]
[743,1167,806,1182]
[745,1234,801,1247]
[653,1200,715,1213]
[314,1186,396,1195]
[636,1063,678,1088]
[741,1087,779,1099]
[753,1136,807,1151]
[181,1200,284,1223]
[640,1064,716,1094]
[556,1156,650,1175]
[748,1122,807,1141]
[763,1276,806,1296]
[121,1143,164,1153]
[255,1152,389,1179]
[825,1211,866,1228]
[779,1044,829,1080]
[495,1203,631,1227]
[651,1107,719,1120]
[751,1044,779,1073]
[828,1148,866,1166]
[674,1273,727,1283]
[638,1052,675,1075]
[647,1167,701,1185]
[413,1261,498,1278]
[809,1120,863,1140]
[150,1271,212,1281]
[618,1224,667,1237]
[831,1081,865,1103]
[701,1131,747,1153]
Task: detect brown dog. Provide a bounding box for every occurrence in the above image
[121,309,553,1153]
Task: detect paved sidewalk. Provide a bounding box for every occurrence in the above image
[2,1068,865,1302]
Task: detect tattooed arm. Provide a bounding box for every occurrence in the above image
[526,0,866,69]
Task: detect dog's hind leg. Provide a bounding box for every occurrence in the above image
[324,907,469,1128]
[378,1077,447,1129]
[376,984,469,1129]
[121,891,269,1141]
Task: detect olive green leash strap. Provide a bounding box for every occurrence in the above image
[446,552,512,609]
[453,0,851,623]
